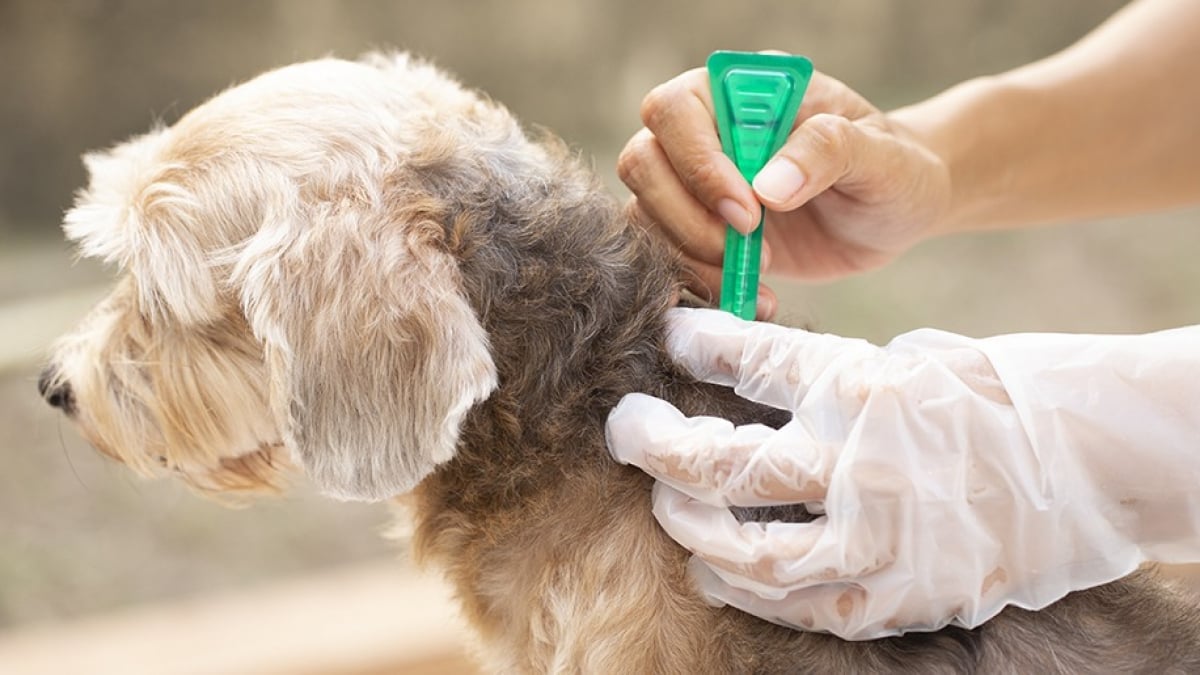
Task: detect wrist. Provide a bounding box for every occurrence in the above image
[886,75,1028,238]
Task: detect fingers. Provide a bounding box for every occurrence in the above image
[620,132,730,266]
[691,552,972,640]
[635,68,759,233]
[676,252,778,321]
[606,394,837,506]
[664,308,881,411]
[750,71,890,213]
[620,64,920,294]
[756,283,778,321]
[652,484,827,587]
[628,68,884,230]
[754,113,896,212]
[688,560,906,640]
[652,484,889,589]
[622,63,943,292]
[626,199,778,319]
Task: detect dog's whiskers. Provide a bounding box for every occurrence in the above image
[54,418,90,491]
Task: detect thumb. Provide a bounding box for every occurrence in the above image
[751,113,905,212]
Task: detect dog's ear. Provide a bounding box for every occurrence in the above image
[234,188,497,501]
[64,128,222,323]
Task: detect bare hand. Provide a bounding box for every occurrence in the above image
[617,67,951,318]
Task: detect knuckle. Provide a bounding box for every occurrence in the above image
[640,81,679,130]
[640,68,706,130]
[679,158,723,195]
[616,130,657,190]
[805,114,853,159]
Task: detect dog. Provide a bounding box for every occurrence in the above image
[41,53,1200,673]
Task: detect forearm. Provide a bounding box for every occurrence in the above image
[977,324,1200,556]
[889,0,1200,236]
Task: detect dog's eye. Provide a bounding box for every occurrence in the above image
[156,455,169,468]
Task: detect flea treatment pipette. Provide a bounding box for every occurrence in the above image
[707,51,813,319]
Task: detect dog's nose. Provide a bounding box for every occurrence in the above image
[38,366,75,415]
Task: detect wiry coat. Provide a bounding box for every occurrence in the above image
[402,73,1200,673]
[44,54,1200,674]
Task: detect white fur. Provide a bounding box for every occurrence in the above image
[51,53,501,500]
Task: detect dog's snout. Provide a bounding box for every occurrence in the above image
[38,366,75,415]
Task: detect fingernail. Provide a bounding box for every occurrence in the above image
[716,198,754,232]
[756,290,775,320]
[753,158,805,204]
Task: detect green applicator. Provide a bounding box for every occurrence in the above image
[707,51,813,320]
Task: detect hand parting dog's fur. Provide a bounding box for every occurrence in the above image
[43,53,1200,673]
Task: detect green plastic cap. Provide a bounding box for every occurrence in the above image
[707,51,813,320]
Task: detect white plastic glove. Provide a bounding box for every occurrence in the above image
[607,307,1200,640]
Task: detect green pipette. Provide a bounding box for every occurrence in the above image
[707,51,813,320]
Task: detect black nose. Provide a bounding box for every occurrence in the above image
[38,366,75,414]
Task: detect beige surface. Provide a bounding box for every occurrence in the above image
[0,561,479,675]
[0,284,109,372]
[1,559,1194,675]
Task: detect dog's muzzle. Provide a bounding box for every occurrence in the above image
[38,365,75,416]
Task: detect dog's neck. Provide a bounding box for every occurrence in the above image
[429,180,782,512]
[407,167,792,670]
[431,189,678,491]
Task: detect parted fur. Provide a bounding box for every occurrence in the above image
[45,54,1200,673]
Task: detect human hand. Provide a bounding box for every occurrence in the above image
[617,65,950,318]
[607,308,1200,639]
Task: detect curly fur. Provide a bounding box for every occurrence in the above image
[43,53,1200,673]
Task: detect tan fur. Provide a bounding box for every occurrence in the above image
[44,53,1200,673]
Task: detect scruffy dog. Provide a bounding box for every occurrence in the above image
[41,54,1200,673]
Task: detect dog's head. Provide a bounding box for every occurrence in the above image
[37,54,552,501]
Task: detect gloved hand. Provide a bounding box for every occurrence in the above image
[607,307,1200,640]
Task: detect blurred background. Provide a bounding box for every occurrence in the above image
[4,0,1198,673]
